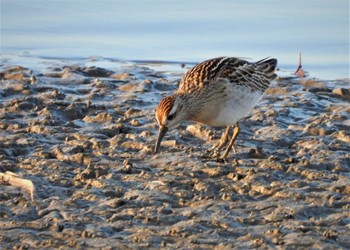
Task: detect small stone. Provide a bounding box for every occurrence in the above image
[323,229,338,240]
[130,119,140,126]
[333,88,350,98]
[81,230,91,238]
[122,160,133,174]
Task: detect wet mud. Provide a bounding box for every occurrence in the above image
[0,63,349,249]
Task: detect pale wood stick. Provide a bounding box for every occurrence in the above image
[0,171,36,204]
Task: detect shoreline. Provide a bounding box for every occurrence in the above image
[1,53,349,81]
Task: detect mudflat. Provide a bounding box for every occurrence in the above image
[1,63,349,249]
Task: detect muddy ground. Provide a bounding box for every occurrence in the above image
[0,63,349,249]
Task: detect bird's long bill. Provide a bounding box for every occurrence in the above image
[154,126,168,153]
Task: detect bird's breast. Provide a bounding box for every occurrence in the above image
[192,86,264,127]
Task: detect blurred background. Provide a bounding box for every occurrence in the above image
[1,0,349,79]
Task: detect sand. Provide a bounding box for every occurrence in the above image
[0,63,349,249]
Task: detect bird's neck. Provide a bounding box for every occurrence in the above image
[174,91,204,122]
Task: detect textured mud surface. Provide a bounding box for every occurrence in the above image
[0,63,349,249]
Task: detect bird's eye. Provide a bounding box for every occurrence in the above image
[167,114,175,121]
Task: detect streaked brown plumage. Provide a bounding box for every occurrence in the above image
[154,56,278,158]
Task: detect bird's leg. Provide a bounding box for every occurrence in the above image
[221,123,240,159]
[210,126,231,152]
[208,126,231,158]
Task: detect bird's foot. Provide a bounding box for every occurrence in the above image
[201,123,240,161]
[202,148,232,163]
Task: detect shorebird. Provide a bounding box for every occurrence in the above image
[154,57,278,159]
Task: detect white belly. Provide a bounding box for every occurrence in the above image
[201,86,264,127]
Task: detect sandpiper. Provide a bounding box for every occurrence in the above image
[154,57,278,159]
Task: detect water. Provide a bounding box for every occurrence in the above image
[1,0,349,79]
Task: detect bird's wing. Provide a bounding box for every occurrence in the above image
[179,57,245,93]
[179,57,277,93]
[218,57,277,92]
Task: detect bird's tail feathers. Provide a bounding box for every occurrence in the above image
[256,57,278,80]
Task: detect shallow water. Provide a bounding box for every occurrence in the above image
[1,0,349,79]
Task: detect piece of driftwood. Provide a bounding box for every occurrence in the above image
[294,52,306,77]
[0,171,36,204]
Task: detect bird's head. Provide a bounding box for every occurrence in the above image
[154,95,187,153]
